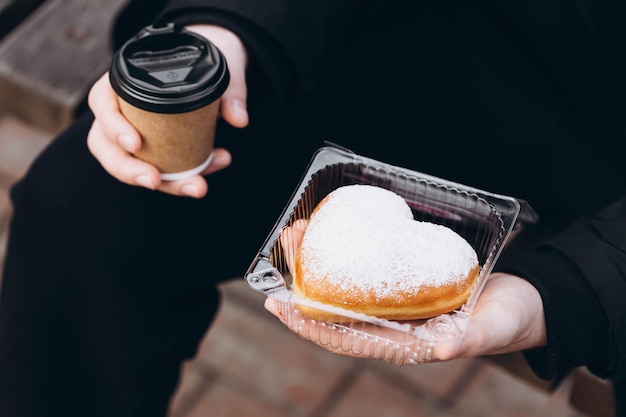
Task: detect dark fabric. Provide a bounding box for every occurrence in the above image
[111,0,171,50]
[0,114,223,417]
[158,0,391,92]
[1,0,625,416]
[500,248,612,379]
[545,199,626,379]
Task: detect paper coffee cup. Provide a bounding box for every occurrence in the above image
[109,23,229,180]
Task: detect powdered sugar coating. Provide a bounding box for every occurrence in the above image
[299,185,479,303]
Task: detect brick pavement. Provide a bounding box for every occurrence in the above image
[0,111,586,417]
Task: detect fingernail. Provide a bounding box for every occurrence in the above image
[233,100,248,122]
[182,184,199,198]
[118,134,135,152]
[135,175,154,190]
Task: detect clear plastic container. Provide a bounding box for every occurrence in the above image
[245,145,537,365]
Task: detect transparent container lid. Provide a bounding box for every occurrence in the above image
[245,145,538,365]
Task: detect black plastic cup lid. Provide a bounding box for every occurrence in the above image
[109,23,230,114]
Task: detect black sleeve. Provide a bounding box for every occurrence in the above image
[154,0,395,98]
[502,196,626,384]
[490,0,626,140]
[111,0,172,50]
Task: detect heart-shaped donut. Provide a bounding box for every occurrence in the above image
[292,184,479,322]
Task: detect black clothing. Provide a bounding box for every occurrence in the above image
[0,1,624,416]
[159,0,626,401]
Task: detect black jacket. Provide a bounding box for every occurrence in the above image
[114,0,626,413]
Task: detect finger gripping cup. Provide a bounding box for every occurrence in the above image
[109,23,230,179]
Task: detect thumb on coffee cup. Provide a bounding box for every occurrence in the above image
[186,24,249,129]
[221,97,248,128]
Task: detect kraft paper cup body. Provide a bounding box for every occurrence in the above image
[117,98,220,176]
[110,23,229,180]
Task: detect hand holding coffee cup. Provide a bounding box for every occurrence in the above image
[109,23,230,181]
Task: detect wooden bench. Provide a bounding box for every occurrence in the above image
[0,2,617,416]
[0,0,128,134]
